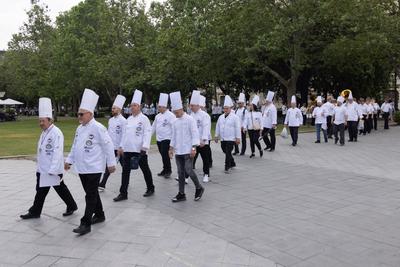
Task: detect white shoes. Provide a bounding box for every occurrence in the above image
[98,186,105,192]
[203,174,209,183]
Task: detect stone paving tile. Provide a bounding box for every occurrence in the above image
[0,125,399,266]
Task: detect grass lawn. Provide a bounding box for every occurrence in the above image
[0,116,314,157]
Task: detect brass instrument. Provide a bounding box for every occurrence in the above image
[340,89,352,99]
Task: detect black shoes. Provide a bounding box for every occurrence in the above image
[292,143,296,147]
[315,140,321,143]
[348,139,353,142]
[194,188,204,201]
[164,172,172,178]
[73,225,91,235]
[239,153,245,156]
[334,138,339,144]
[172,192,186,203]
[20,212,40,219]
[249,154,255,158]
[264,146,271,151]
[91,215,105,225]
[63,207,78,217]
[157,170,165,176]
[233,152,238,156]
[259,150,263,158]
[268,148,275,152]
[113,194,128,202]
[143,189,155,197]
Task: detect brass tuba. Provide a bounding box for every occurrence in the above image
[340,89,352,100]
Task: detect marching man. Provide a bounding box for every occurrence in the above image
[261,91,277,152]
[332,96,348,146]
[215,95,241,173]
[114,89,155,201]
[312,96,328,143]
[190,90,212,183]
[344,92,360,142]
[284,96,303,146]
[65,89,116,235]
[20,98,77,220]
[98,95,127,191]
[169,91,204,202]
[233,93,248,155]
[151,93,176,179]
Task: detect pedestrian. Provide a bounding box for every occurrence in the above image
[261,91,277,151]
[233,93,248,155]
[284,96,303,146]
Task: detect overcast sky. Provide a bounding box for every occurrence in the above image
[0,0,162,50]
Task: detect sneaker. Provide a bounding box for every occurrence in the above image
[172,192,186,202]
[203,174,209,183]
[315,140,320,143]
[194,187,204,201]
[98,186,105,192]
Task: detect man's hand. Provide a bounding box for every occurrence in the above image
[199,141,205,148]
[118,148,124,157]
[272,124,277,129]
[64,162,71,171]
[108,166,116,173]
[235,138,240,145]
[140,150,146,156]
[190,148,196,158]
[168,148,174,159]
[214,137,219,143]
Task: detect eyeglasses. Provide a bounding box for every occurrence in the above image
[78,112,88,117]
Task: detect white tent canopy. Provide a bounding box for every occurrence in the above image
[0,98,24,105]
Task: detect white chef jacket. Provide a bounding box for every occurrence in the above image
[344,102,360,122]
[322,102,335,116]
[245,111,263,130]
[333,105,347,125]
[262,104,277,129]
[191,110,211,143]
[151,110,176,142]
[366,104,374,115]
[170,113,199,155]
[108,114,127,150]
[37,125,64,175]
[381,102,391,113]
[235,107,248,128]
[312,106,327,124]
[373,103,380,114]
[284,108,303,127]
[215,112,241,141]
[121,112,152,153]
[66,118,116,174]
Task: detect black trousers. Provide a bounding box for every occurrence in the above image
[360,115,367,135]
[366,115,373,133]
[99,150,122,188]
[29,172,77,216]
[221,141,235,171]
[334,123,345,145]
[79,173,103,226]
[347,121,358,141]
[120,152,154,196]
[262,127,276,150]
[289,127,299,145]
[175,154,202,194]
[234,130,247,154]
[194,141,213,168]
[373,114,378,130]
[248,129,261,153]
[157,140,172,173]
[326,116,333,137]
[383,112,390,129]
[193,145,210,175]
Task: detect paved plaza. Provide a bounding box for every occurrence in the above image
[0,125,399,267]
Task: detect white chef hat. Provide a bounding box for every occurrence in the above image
[266,91,275,102]
[348,92,353,100]
[131,89,143,105]
[158,93,169,107]
[291,95,297,104]
[190,90,201,105]
[39,97,53,119]
[238,93,246,103]
[223,95,233,107]
[199,95,206,107]
[251,95,259,106]
[337,96,344,103]
[170,91,183,111]
[316,96,322,103]
[79,88,99,113]
[112,95,126,109]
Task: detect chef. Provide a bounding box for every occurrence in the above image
[20,98,77,220]
[98,95,127,191]
[284,95,303,146]
[169,91,204,202]
[215,95,241,173]
[261,91,277,151]
[381,98,392,129]
[190,90,211,183]
[332,96,348,146]
[344,92,360,142]
[151,93,176,179]
[65,89,116,235]
[233,93,248,155]
[312,96,328,143]
[114,89,155,202]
